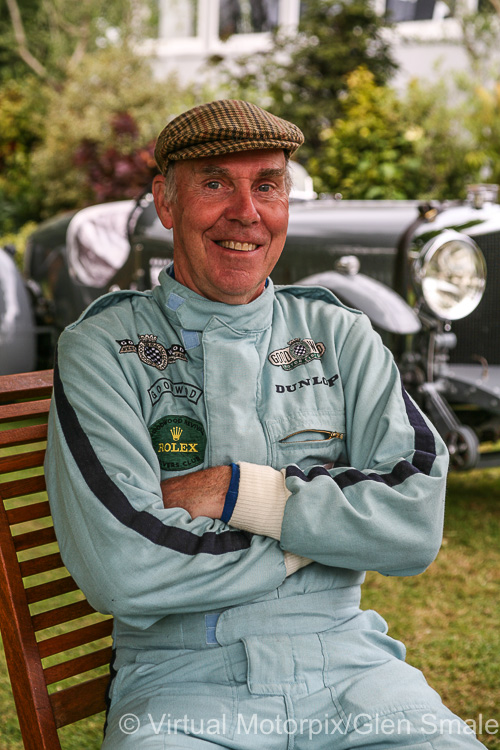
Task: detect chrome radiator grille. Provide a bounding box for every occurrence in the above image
[450,230,500,365]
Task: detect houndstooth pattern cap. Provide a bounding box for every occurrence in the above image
[154,99,304,173]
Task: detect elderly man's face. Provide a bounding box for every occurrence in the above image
[153,149,289,305]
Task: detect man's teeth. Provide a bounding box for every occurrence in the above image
[218,240,258,252]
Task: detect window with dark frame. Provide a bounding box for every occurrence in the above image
[219,0,280,38]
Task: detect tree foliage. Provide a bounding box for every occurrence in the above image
[308,68,481,200]
[0,44,204,233]
[0,76,47,232]
[0,0,199,233]
[458,0,500,84]
[461,80,500,186]
[214,0,398,160]
[30,45,201,216]
[400,78,484,199]
[2,0,500,236]
[0,0,157,86]
[73,112,158,205]
[212,0,500,200]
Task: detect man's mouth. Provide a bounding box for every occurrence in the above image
[216,240,259,252]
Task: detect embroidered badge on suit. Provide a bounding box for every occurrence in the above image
[268,338,325,371]
[117,334,187,371]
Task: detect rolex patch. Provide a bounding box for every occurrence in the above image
[149,415,206,471]
[268,338,326,371]
[117,334,187,371]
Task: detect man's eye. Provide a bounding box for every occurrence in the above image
[257,184,272,192]
[207,181,222,190]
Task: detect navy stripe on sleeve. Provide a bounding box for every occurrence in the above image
[401,387,436,475]
[286,382,437,489]
[53,357,252,556]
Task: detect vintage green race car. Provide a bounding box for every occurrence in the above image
[2,170,499,469]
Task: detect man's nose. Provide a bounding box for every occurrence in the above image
[224,187,260,224]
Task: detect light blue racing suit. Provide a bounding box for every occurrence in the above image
[45,268,485,749]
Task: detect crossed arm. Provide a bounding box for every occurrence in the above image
[48,311,449,629]
[161,466,231,518]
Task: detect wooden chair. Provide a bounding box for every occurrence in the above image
[0,369,113,749]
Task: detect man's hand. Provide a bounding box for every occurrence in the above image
[161,465,232,519]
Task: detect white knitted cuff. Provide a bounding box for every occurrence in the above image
[228,462,291,540]
[283,551,313,576]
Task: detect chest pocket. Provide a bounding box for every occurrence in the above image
[265,411,347,471]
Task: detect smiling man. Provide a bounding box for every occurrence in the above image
[46,100,486,749]
[153,149,289,304]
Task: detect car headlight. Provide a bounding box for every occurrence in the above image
[412,230,486,320]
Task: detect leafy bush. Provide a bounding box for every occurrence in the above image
[0,77,47,233]
[0,0,159,85]
[0,222,38,270]
[214,0,398,162]
[308,67,415,199]
[30,45,203,216]
[461,80,500,186]
[308,68,481,200]
[213,0,495,201]
[400,77,484,199]
[72,111,158,204]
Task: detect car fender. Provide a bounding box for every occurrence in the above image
[0,247,36,375]
[296,270,421,335]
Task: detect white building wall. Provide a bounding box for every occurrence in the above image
[386,18,472,89]
[146,0,478,88]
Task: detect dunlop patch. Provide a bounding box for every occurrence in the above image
[149,415,206,471]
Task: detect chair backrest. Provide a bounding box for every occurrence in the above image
[0,370,113,750]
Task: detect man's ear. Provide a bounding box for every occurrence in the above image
[152,174,174,229]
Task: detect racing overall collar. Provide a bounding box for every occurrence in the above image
[152,264,275,334]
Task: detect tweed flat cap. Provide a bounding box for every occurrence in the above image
[154,99,304,173]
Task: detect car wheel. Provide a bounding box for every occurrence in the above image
[446,426,480,471]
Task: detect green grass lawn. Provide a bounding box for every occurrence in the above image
[1,467,499,749]
[362,467,500,750]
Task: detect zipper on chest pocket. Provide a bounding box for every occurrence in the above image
[279,429,345,444]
